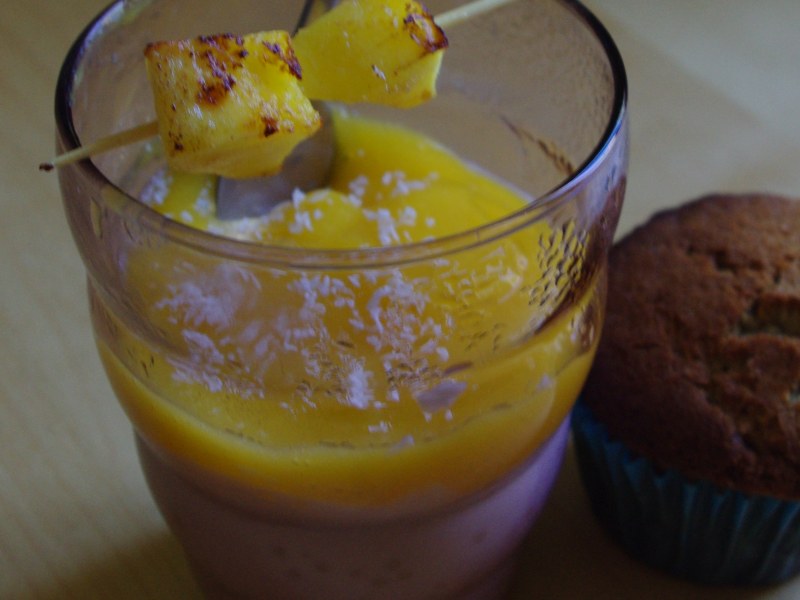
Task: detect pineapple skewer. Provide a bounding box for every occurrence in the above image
[144,31,322,179]
[40,0,518,174]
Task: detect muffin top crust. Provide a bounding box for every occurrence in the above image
[584,193,800,498]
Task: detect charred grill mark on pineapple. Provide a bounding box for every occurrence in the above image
[262,40,303,79]
[197,33,244,46]
[193,35,247,106]
[403,4,448,54]
[197,59,236,105]
[261,116,280,137]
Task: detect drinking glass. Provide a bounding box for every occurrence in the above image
[54,0,627,597]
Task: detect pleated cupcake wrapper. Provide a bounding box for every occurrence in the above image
[571,401,800,585]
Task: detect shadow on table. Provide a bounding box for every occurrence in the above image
[36,531,202,600]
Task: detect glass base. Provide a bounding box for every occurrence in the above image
[136,418,570,600]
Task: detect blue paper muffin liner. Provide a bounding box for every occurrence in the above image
[571,400,800,585]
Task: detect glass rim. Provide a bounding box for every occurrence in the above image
[54,0,628,270]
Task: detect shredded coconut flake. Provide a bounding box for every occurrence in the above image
[536,375,555,391]
[194,186,214,216]
[345,360,373,409]
[372,64,387,81]
[364,208,400,245]
[140,169,171,207]
[397,206,417,227]
[368,421,390,433]
[288,208,313,234]
[415,380,467,414]
[349,175,369,198]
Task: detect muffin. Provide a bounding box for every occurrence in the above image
[573,193,800,585]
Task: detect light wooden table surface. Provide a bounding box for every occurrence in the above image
[3,1,800,598]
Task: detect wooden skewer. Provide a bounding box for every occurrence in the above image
[40,0,519,172]
[436,0,517,28]
[39,121,158,171]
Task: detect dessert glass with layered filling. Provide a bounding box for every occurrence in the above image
[54,0,627,598]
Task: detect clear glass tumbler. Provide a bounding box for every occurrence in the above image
[54,0,627,598]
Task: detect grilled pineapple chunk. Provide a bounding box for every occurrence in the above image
[145,32,320,179]
[293,0,449,108]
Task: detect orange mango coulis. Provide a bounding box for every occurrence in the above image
[95,112,600,508]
